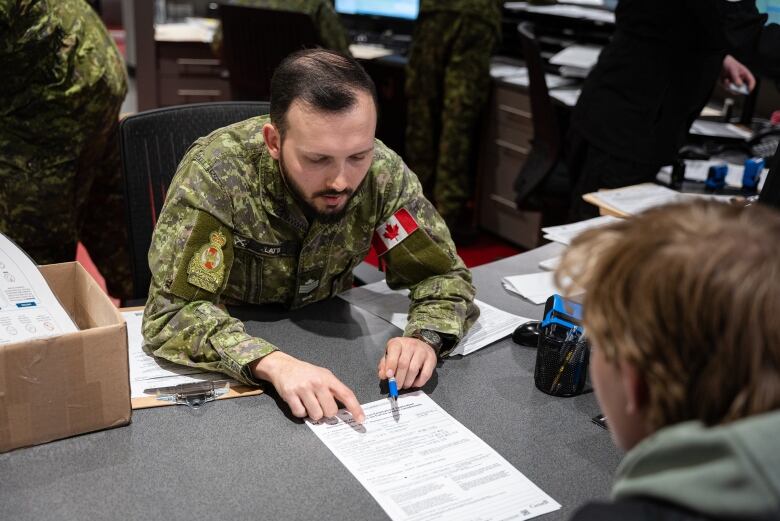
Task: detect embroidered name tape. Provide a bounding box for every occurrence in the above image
[371,208,419,256]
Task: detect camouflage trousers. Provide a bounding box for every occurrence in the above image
[0,81,132,300]
[405,12,496,221]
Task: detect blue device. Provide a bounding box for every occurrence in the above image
[541,294,583,337]
[743,157,765,191]
[706,164,728,191]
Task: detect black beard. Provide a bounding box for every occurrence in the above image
[278,149,354,223]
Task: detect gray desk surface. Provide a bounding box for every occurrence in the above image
[0,242,621,521]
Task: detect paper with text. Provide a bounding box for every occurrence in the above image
[122,310,242,399]
[307,391,561,521]
[0,233,78,344]
[338,280,531,356]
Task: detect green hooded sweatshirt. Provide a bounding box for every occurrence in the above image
[612,409,780,519]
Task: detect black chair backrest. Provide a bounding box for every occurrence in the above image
[514,22,562,203]
[119,101,270,300]
[219,5,322,101]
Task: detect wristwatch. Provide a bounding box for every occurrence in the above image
[411,329,456,357]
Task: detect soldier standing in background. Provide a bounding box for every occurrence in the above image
[212,0,351,56]
[0,0,131,299]
[404,0,502,242]
[143,50,479,423]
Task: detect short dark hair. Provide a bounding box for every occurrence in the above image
[270,49,379,137]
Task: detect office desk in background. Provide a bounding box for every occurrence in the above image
[0,243,619,521]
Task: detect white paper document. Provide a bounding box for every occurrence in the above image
[586,183,734,216]
[0,233,78,344]
[505,2,615,23]
[123,310,242,399]
[549,45,602,71]
[549,87,581,107]
[502,272,572,305]
[542,215,620,245]
[350,44,395,60]
[689,120,752,140]
[538,257,561,272]
[495,67,576,89]
[307,391,561,521]
[338,280,532,356]
[154,19,216,42]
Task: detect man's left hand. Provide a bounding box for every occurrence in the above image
[377,337,437,389]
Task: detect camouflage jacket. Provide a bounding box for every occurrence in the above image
[419,0,503,36]
[0,0,127,145]
[143,116,479,386]
[212,0,351,56]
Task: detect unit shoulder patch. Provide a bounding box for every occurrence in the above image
[170,211,234,301]
[187,230,227,293]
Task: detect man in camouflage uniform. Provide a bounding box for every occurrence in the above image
[405,0,501,235]
[212,0,351,56]
[143,50,479,423]
[0,0,131,299]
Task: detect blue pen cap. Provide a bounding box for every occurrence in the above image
[743,157,765,190]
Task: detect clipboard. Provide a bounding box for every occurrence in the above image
[131,384,263,410]
[581,189,631,218]
[121,307,265,410]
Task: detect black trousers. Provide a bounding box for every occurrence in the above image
[566,129,663,221]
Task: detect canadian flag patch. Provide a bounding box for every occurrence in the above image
[372,208,419,256]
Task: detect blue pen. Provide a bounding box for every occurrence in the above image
[388,376,399,402]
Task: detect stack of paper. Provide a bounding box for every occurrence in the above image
[502,272,565,305]
[338,280,532,356]
[583,183,734,218]
[542,215,621,245]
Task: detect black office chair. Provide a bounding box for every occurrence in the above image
[119,101,270,301]
[219,5,322,101]
[513,22,570,217]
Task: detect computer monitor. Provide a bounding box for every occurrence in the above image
[757,0,780,24]
[335,0,419,20]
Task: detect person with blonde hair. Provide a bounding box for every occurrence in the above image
[556,200,780,520]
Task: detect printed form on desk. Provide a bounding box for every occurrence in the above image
[0,232,78,344]
[338,280,532,356]
[307,391,561,521]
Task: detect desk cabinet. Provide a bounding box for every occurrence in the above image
[156,41,231,107]
[478,80,543,249]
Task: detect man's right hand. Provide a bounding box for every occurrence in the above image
[250,351,365,423]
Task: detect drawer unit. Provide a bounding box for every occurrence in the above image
[477,80,542,249]
[156,41,231,107]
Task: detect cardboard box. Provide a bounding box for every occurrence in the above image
[0,262,131,452]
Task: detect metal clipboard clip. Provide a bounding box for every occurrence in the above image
[145,380,230,408]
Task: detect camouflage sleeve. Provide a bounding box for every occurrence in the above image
[376,149,480,345]
[315,2,352,55]
[142,152,277,386]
